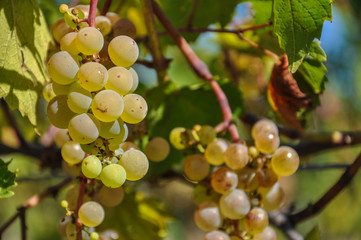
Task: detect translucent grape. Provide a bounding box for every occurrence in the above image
[194,202,223,231]
[95,16,112,36]
[52,18,72,43]
[54,128,70,147]
[58,216,71,237]
[98,186,124,207]
[219,189,250,219]
[76,27,104,55]
[203,230,230,240]
[198,125,216,145]
[118,149,149,181]
[65,185,91,210]
[119,141,139,151]
[60,32,79,55]
[78,62,108,91]
[257,168,278,187]
[48,51,79,85]
[65,222,77,240]
[108,124,129,151]
[169,127,186,150]
[100,164,127,188]
[224,143,249,170]
[128,67,139,93]
[78,201,105,227]
[205,139,228,165]
[271,146,299,176]
[258,182,285,211]
[99,119,124,139]
[105,67,133,95]
[82,155,102,178]
[211,167,238,194]
[254,131,280,154]
[43,83,55,102]
[99,230,120,240]
[67,85,93,113]
[53,81,72,96]
[47,95,75,129]
[68,113,100,144]
[183,154,210,182]
[108,36,139,67]
[121,94,147,124]
[61,140,85,165]
[237,167,258,192]
[253,226,277,240]
[251,119,278,140]
[90,232,99,240]
[245,207,269,234]
[105,12,120,26]
[92,90,124,122]
[145,137,170,162]
[112,19,137,39]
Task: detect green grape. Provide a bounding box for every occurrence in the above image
[95,16,112,36]
[76,27,104,55]
[198,125,216,145]
[82,155,102,178]
[169,127,186,150]
[92,90,124,122]
[211,167,238,194]
[61,140,85,165]
[52,18,72,43]
[251,119,278,140]
[54,128,70,147]
[121,94,147,124]
[128,67,139,93]
[224,143,249,170]
[253,226,277,240]
[99,118,123,139]
[118,149,149,181]
[245,207,269,234]
[112,19,137,39]
[47,95,76,129]
[205,139,228,165]
[43,83,55,102]
[108,36,139,67]
[60,32,80,55]
[65,222,77,240]
[68,113,100,144]
[194,202,222,231]
[219,189,250,220]
[105,12,120,26]
[203,230,230,240]
[100,164,127,188]
[67,85,93,113]
[145,137,170,162]
[258,182,285,211]
[78,62,108,91]
[257,167,278,187]
[183,154,210,182]
[271,146,299,176]
[78,201,105,227]
[254,131,280,154]
[53,81,72,96]
[98,186,124,207]
[108,124,129,151]
[65,185,91,210]
[58,216,71,237]
[237,167,258,192]
[90,232,100,240]
[105,67,133,95]
[48,51,79,85]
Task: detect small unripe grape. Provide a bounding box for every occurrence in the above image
[78,201,105,227]
[90,232,100,240]
[121,94,147,124]
[205,139,228,165]
[61,140,85,165]
[169,127,186,150]
[253,226,277,240]
[203,230,230,240]
[194,202,223,231]
[68,113,100,144]
[47,95,75,129]
[219,189,250,219]
[78,62,108,91]
[211,167,238,194]
[60,32,79,55]
[258,182,285,211]
[271,146,299,176]
[224,143,249,170]
[76,27,104,55]
[92,90,124,122]
[145,137,170,162]
[198,125,216,145]
[100,164,127,188]
[245,207,269,234]
[59,4,69,14]
[48,51,79,85]
[254,131,280,154]
[118,149,149,181]
[184,154,210,182]
[95,16,112,36]
[82,155,102,178]
[251,119,278,140]
[98,186,124,207]
[108,36,139,67]
[43,83,55,102]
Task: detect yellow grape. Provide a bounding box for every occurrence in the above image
[47,95,75,129]
[204,138,228,166]
[183,154,210,182]
[68,113,100,144]
[258,182,285,211]
[224,143,249,170]
[98,186,124,207]
[105,67,133,95]
[219,189,250,220]
[92,90,124,122]
[169,127,186,150]
[211,167,238,194]
[128,67,139,93]
[100,164,127,188]
[108,35,139,67]
[76,27,104,55]
[48,51,79,85]
[271,146,299,176]
[95,16,112,36]
[52,18,72,43]
[253,226,277,240]
[251,119,278,140]
[78,201,105,227]
[60,32,79,55]
[118,149,149,181]
[105,12,120,26]
[245,207,269,234]
[54,128,70,147]
[78,62,108,91]
[61,140,85,165]
[254,131,280,154]
[194,202,223,231]
[121,94,147,124]
[198,125,216,145]
[203,230,230,240]
[145,137,170,162]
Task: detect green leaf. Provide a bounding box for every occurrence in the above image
[251,1,273,25]
[305,225,321,240]
[0,159,17,198]
[273,0,332,72]
[0,0,51,125]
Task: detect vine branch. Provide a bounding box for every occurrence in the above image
[186,0,199,27]
[100,0,112,16]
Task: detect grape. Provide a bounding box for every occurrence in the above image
[99,119,124,139]
[53,81,72,96]
[251,119,278,140]
[198,125,216,145]
[54,128,70,147]
[224,143,249,170]
[112,19,137,39]
[219,189,250,219]
[257,168,278,187]
[106,12,120,26]
[258,182,285,211]
[60,32,80,55]
[65,185,91,210]
[169,127,186,150]
[271,146,299,176]
[61,140,85,165]
[183,154,210,182]
[118,149,149,181]
[82,155,102,178]
[100,164,127,188]
[119,141,139,151]
[95,16,112,36]
[78,62,108,91]
[145,137,170,162]
[194,202,223,231]
[76,27,104,55]
[52,18,72,43]
[211,167,238,194]
[43,83,55,102]
[48,51,79,85]
[58,216,71,237]
[99,41,109,61]
[68,113,100,144]
[205,139,228,165]
[73,5,93,19]
[78,201,105,227]
[66,222,77,240]
[245,207,269,234]
[99,230,120,240]
[253,226,277,240]
[254,131,280,154]
[105,67,133,95]
[108,124,129,151]
[237,167,258,192]
[62,160,81,177]
[67,85,93,113]
[91,232,100,240]
[192,185,220,206]
[98,186,124,207]
[108,36,139,67]
[121,94,147,124]
[47,95,75,129]
[203,230,230,240]
[128,67,139,93]
[92,90,124,122]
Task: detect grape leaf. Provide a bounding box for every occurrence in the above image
[250,1,273,26]
[0,0,51,125]
[273,0,332,73]
[0,159,17,198]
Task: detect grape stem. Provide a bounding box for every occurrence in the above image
[100,0,112,16]
[88,0,98,27]
[75,175,87,240]
[186,0,200,28]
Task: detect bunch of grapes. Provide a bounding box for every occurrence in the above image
[44,4,151,240]
[170,119,299,240]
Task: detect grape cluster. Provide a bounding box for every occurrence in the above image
[170,119,299,239]
[45,5,150,240]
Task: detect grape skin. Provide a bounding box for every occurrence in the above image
[194,202,223,231]
[169,127,186,150]
[68,113,100,144]
[245,207,269,234]
[48,51,79,85]
[78,62,109,91]
[47,95,75,129]
[82,155,102,179]
[198,125,216,145]
[54,128,70,147]
[258,182,285,211]
[76,27,104,55]
[203,230,230,240]
[98,186,124,207]
[61,140,85,165]
[121,94,148,124]
[253,226,277,240]
[251,119,278,140]
[145,137,170,162]
[219,189,250,220]
[60,32,79,55]
[271,146,300,176]
[183,154,210,182]
[128,67,139,93]
[100,164,127,188]
[99,119,123,139]
[205,139,228,166]
[211,167,238,194]
[67,85,93,113]
[118,149,149,181]
[95,16,112,36]
[254,131,280,154]
[105,67,133,95]
[78,201,105,227]
[108,36,139,67]
[224,143,249,170]
[92,90,124,122]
